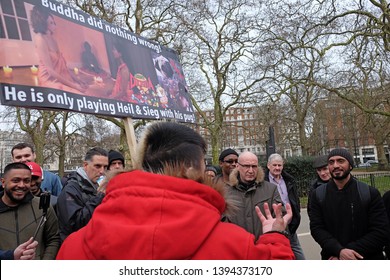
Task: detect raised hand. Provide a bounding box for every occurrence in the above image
[255,203,292,234]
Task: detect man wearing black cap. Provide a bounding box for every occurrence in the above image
[312,155,331,186]
[108,150,125,171]
[215,148,238,185]
[309,148,390,260]
[307,155,331,214]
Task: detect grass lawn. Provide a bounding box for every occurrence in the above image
[357,176,390,195]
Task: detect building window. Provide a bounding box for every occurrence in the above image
[0,0,32,41]
[362,148,374,155]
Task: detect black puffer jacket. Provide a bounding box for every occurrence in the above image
[57,169,104,242]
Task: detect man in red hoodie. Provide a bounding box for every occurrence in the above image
[56,122,294,260]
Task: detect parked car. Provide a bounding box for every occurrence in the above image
[358,162,371,168]
[366,160,379,165]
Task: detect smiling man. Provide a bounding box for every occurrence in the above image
[11,142,63,196]
[56,147,108,242]
[215,148,239,185]
[309,148,390,260]
[0,162,60,259]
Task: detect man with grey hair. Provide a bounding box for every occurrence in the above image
[265,153,304,259]
[225,151,286,239]
[57,147,108,241]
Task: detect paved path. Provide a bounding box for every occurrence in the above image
[297,208,322,260]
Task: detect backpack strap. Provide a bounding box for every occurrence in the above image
[356,181,371,208]
[315,180,370,208]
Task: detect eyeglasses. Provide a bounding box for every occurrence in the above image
[223,159,238,164]
[238,162,258,169]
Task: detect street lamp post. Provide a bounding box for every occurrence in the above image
[353,137,359,166]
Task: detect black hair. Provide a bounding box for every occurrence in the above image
[11,142,35,157]
[30,6,53,34]
[138,122,206,178]
[85,147,108,161]
[3,162,31,176]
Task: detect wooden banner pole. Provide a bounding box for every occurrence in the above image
[122,117,138,167]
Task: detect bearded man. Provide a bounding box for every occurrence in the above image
[309,148,390,260]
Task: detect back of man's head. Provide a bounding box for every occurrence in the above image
[137,122,206,181]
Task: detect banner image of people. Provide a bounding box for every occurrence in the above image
[0,0,195,123]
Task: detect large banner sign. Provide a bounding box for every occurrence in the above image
[0,0,195,123]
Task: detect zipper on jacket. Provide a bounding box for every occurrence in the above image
[350,202,355,233]
[14,210,20,245]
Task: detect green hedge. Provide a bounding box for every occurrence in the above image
[261,156,318,197]
[283,156,317,197]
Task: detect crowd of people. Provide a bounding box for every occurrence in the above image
[1,122,389,260]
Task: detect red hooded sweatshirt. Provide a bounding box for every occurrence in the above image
[56,170,294,260]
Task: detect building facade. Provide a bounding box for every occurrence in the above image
[195,106,302,162]
[311,97,389,164]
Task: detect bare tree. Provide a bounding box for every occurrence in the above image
[295,0,390,118]
[165,0,281,163]
[15,108,58,165]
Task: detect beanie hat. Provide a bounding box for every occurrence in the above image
[219,148,239,162]
[108,150,125,169]
[313,155,328,169]
[328,148,354,167]
[26,162,43,178]
[205,165,217,175]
